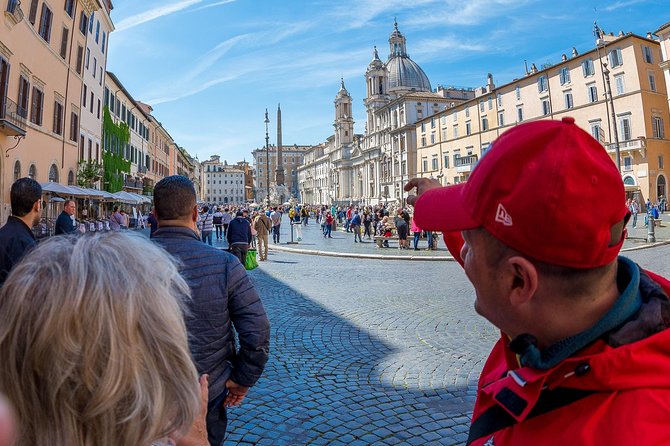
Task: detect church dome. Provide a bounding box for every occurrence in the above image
[385,20,431,92]
[386,57,431,92]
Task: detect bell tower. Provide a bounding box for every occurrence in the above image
[334,78,354,148]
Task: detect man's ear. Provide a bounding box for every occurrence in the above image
[505,256,538,308]
[191,205,199,222]
[33,200,41,213]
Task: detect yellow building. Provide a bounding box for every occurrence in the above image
[0,0,101,221]
[416,31,670,203]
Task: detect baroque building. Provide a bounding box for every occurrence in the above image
[200,155,244,205]
[416,29,670,204]
[298,21,473,205]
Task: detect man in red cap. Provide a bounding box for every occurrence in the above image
[406,117,670,445]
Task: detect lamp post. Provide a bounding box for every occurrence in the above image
[594,22,622,173]
[264,109,270,207]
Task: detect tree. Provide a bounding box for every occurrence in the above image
[77,160,103,188]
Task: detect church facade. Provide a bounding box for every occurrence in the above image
[298,21,473,206]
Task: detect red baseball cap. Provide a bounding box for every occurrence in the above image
[413,117,628,268]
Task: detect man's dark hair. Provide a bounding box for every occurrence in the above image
[113,205,119,212]
[11,178,42,217]
[154,176,196,220]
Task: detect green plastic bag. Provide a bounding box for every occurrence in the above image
[244,249,258,270]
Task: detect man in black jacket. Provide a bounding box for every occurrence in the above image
[54,199,77,235]
[0,178,42,286]
[227,210,252,265]
[152,176,270,446]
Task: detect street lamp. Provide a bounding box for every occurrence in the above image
[594,22,622,173]
[264,109,270,207]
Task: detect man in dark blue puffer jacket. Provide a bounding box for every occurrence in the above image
[152,175,270,446]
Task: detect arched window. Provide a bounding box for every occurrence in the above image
[48,164,59,183]
[67,170,75,186]
[13,161,21,181]
[623,176,636,186]
[28,164,36,180]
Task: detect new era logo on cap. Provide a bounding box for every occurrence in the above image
[495,203,513,226]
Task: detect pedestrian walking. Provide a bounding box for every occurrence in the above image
[254,211,271,261]
[213,207,224,240]
[0,178,41,287]
[270,207,282,243]
[221,208,233,238]
[323,212,333,238]
[406,117,670,446]
[227,210,252,265]
[200,206,214,246]
[629,198,639,228]
[151,176,270,445]
[350,210,362,243]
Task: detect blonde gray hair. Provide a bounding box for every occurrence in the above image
[0,232,200,446]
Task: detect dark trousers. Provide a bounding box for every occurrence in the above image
[231,244,249,265]
[207,391,228,446]
[272,225,281,243]
[215,224,223,239]
[222,223,229,238]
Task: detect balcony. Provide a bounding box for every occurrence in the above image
[0,97,27,137]
[123,177,143,190]
[606,138,645,155]
[455,154,478,173]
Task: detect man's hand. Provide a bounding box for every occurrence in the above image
[224,379,249,407]
[171,374,209,446]
[404,178,443,206]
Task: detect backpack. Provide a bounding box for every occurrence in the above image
[213,215,223,225]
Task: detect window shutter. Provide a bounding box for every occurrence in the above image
[28,0,38,24]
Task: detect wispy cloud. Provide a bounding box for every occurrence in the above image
[404,0,534,27]
[413,35,486,60]
[604,0,646,12]
[191,0,236,12]
[115,0,204,32]
[184,34,252,81]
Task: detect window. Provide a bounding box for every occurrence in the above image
[649,73,657,92]
[587,84,598,103]
[30,86,44,125]
[430,133,435,144]
[13,160,20,181]
[76,45,83,74]
[79,134,84,159]
[466,121,471,135]
[465,107,470,118]
[422,159,428,171]
[6,0,18,14]
[89,91,93,113]
[95,21,100,43]
[28,0,38,24]
[608,48,623,68]
[515,86,521,100]
[481,116,489,131]
[93,57,97,75]
[642,45,654,64]
[623,156,633,171]
[559,67,571,85]
[618,114,632,141]
[444,155,450,169]
[101,32,106,54]
[28,164,36,180]
[582,58,595,77]
[590,121,602,142]
[420,136,426,147]
[488,97,493,110]
[542,99,551,116]
[564,91,573,109]
[614,74,625,95]
[59,27,69,59]
[432,157,438,170]
[453,125,458,138]
[537,75,548,93]
[479,100,484,113]
[430,117,435,128]
[516,105,524,122]
[69,111,78,141]
[68,170,75,185]
[64,0,74,16]
[97,99,100,119]
[88,11,94,33]
[498,112,504,127]
[652,116,665,139]
[85,48,90,69]
[17,75,30,119]
[38,4,53,42]
[48,164,58,182]
[79,10,88,35]
[659,155,664,169]
[497,93,502,107]
[53,101,63,135]
[82,84,87,107]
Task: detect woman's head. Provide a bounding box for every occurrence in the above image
[0,232,199,446]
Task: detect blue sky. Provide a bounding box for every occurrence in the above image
[107,0,667,163]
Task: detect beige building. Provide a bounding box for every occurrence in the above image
[252,144,310,203]
[416,31,670,204]
[201,155,244,205]
[79,0,113,176]
[658,21,670,125]
[103,71,150,192]
[0,0,101,221]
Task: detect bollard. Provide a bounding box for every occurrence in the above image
[647,218,656,243]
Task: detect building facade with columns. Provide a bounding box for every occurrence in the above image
[201,155,244,205]
[298,22,473,206]
[0,0,104,221]
[416,30,669,203]
[252,144,311,203]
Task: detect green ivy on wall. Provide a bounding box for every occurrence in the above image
[102,106,131,193]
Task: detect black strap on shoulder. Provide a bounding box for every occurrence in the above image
[466,387,596,445]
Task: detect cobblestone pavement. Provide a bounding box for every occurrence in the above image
[223,244,670,445]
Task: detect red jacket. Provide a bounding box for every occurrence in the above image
[470,267,670,446]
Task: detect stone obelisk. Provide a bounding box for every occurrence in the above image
[275,104,285,201]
